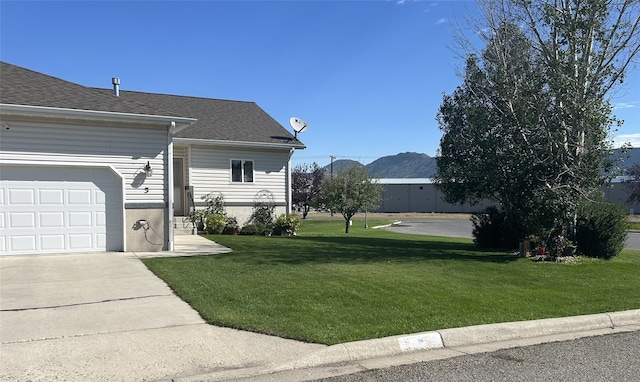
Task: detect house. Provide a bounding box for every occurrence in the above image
[0,61,305,255]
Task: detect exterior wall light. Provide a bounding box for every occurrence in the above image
[144,161,153,177]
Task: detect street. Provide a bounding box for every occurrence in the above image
[383,217,640,250]
[313,331,640,382]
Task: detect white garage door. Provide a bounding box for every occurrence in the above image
[0,165,123,255]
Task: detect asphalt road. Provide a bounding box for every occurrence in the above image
[314,331,640,382]
[383,218,640,250]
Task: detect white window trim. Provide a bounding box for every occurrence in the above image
[230,159,254,183]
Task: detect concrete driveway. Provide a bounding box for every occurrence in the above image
[0,236,323,381]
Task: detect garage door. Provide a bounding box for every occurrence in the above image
[0,165,123,255]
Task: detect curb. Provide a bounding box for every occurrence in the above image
[271,309,640,372]
[370,220,402,229]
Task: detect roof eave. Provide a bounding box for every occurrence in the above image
[0,103,197,129]
[174,137,306,150]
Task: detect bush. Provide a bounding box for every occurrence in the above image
[202,192,226,216]
[272,214,301,236]
[471,207,504,248]
[223,216,239,235]
[239,223,271,236]
[249,204,275,227]
[471,207,523,249]
[576,202,628,259]
[205,213,226,235]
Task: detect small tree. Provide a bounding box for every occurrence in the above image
[321,164,383,233]
[292,162,325,219]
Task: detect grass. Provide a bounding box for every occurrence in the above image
[142,218,640,345]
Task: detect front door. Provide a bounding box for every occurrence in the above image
[173,158,185,216]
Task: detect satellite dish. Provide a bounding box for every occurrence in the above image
[289,117,308,139]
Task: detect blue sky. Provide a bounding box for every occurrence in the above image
[1,0,638,167]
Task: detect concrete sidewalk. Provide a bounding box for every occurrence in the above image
[1,235,639,382]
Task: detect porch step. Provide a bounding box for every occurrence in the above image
[174,216,195,235]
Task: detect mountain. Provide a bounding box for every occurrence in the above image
[366,152,437,178]
[619,147,640,170]
[322,152,437,178]
[317,148,639,179]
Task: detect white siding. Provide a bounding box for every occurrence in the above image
[190,145,289,205]
[0,120,168,203]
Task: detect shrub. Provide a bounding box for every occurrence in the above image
[191,209,206,230]
[202,192,226,216]
[223,216,239,235]
[471,207,505,248]
[272,214,301,236]
[239,223,271,236]
[205,213,226,235]
[471,207,523,249]
[576,202,628,259]
[248,204,275,228]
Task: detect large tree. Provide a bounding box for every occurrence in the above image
[435,0,640,247]
[292,162,325,219]
[627,163,640,204]
[321,164,383,233]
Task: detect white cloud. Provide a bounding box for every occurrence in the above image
[614,101,638,110]
[613,133,640,148]
[435,18,448,25]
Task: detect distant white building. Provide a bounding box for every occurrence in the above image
[376,178,639,214]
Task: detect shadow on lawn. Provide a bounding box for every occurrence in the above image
[222,235,518,265]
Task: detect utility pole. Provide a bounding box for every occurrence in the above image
[330,155,336,180]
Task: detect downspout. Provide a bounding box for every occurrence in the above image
[286,147,294,216]
[167,121,175,251]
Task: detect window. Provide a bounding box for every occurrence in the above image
[231,159,254,183]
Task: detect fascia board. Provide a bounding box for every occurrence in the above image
[0,103,196,130]
[174,137,306,150]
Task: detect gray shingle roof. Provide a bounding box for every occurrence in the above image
[1,61,305,149]
[93,89,304,148]
[0,61,168,115]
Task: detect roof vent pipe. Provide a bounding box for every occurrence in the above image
[112,77,120,97]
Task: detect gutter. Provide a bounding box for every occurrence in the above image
[0,103,196,130]
[174,137,306,150]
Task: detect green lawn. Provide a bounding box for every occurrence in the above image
[143,219,640,345]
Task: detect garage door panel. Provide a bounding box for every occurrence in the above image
[40,189,64,204]
[96,212,106,227]
[68,211,93,227]
[0,166,123,255]
[10,212,36,228]
[41,235,65,251]
[9,188,35,204]
[10,236,36,252]
[68,189,92,204]
[40,212,65,227]
[69,234,93,250]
